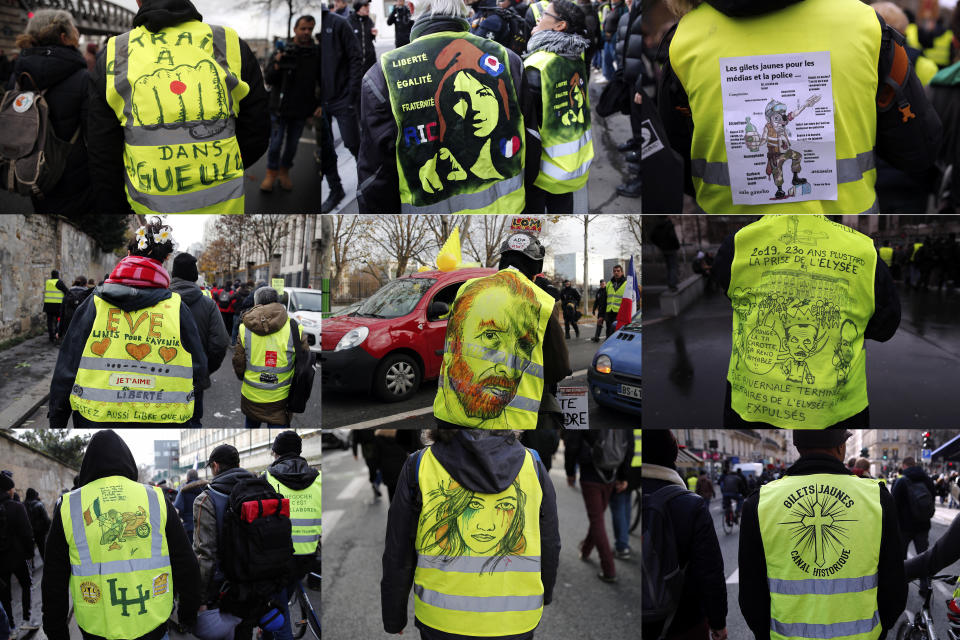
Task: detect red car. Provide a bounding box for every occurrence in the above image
[320,267,496,402]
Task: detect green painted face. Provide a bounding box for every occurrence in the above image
[452,71,499,138]
[458,487,519,555]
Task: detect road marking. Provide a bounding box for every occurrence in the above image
[323,509,344,537]
[336,476,368,501]
[726,568,739,584]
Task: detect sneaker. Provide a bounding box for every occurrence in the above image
[617,139,638,152]
[614,548,632,560]
[616,179,642,198]
[597,571,618,583]
[20,618,40,631]
[372,484,382,499]
[321,184,346,214]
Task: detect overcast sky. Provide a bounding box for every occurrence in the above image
[16,428,180,468]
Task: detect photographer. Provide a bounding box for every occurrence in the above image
[261,15,321,193]
[349,0,378,76]
[387,0,413,47]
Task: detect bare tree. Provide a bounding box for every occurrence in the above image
[362,215,433,277]
[197,237,234,281]
[241,0,309,39]
[574,215,601,317]
[422,215,473,253]
[214,214,250,276]
[247,214,292,263]
[462,216,513,267]
[328,215,370,294]
[621,215,642,252]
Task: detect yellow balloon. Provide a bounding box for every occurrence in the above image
[437,252,457,271]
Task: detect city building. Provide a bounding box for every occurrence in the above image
[179,428,321,477]
[672,429,797,477]
[859,429,925,477]
[153,439,179,483]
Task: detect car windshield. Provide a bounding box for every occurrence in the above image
[623,311,642,332]
[290,291,324,313]
[354,278,437,319]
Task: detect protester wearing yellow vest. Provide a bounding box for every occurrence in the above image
[878,243,893,267]
[263,431,322,560]
[88,0,269,214]
[434,233,570,430]
[603,264,626,338]
[43,269,67,343]
[660,0,941,214]
[632,429,641,467]
[905,3,956,69]
[716,215,901,429]
[523,0,594,214]
[739,429,906,640]
[48,219,210,428]
[382,428,560,637]
[233,285,310,428]
[42,430,201,640]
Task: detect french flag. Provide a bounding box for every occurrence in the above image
[616,255,640,330]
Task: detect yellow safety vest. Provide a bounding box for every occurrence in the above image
[265,470,322,555]
[414,446,543,635]
[605,279,625,313]
[433,268,556,430]
[670,0,881,214]
[529,0,549,23]
[71,293,195,423]
[525,50,593,193]
[201,289,212,299]
[758,473,883,640]
[914,54,939,86]
[239,319,299,403]
[727,215,877,429]
[62,477,173,639]
[878,246,893,266]
[687,476,698,491]
[911,242,923,261]
[632,429,641,467]
[45,278,64,304]
[905,23,954,68]
[104,20,249,214]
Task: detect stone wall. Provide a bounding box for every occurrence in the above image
[0,215,119,343]
[0,430,78,519]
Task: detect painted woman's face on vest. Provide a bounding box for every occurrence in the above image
[458,486,519,555]
[451,71,499,138]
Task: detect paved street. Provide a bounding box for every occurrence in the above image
[321,330,637,429]
[643,283,960,428]
[321,444,640,639]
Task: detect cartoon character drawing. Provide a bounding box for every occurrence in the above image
[130,59,229,139]
[419,40,520,195]
[832,319,858,386]
[778,216,829,246]
[419,477,527,573]
[730,287,755,368]
[90,502,151,551]
[744,94,821,200]
[559,72,585,126]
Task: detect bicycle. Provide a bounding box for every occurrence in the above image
[720,496,739,535]
[289,572,322,640]
[630,487,640,532]
[896,574,959,640]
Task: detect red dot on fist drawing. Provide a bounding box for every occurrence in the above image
[170,81,187,95]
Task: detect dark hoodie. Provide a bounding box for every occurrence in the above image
[264,454,321,572]
[170,276,229,374]
[85,0,270,213]
[47,283,210,428]
[892,465,936,535]
[381,430,560,639]
[41,431,200,640]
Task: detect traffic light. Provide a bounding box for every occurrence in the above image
[883,449,888,460]
[923,432,932,449]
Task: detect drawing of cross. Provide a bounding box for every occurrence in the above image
[800,502,834,567]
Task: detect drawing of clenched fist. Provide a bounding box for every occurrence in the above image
[131,59,229,136]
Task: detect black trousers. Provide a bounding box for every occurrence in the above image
[564,315,580,337]
[319,111,341,187]
[524,185,573,215]
[46,311,58,340]
[604,311,619,337]
[0,559,31,625]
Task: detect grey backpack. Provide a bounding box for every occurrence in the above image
[0,72,78,198]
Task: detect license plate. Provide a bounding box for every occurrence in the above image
[618,384,642,400]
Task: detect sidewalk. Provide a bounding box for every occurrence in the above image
[0,334,60,428]
[934,503,960,527]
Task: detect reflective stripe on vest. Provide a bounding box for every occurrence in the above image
[105,21,249,214]
[726,215,876,428]
[525,50,594,193]
[632,429,641,467]
[62,477,173,639]
[380,31,525,214]
[905,23,954,67]
[670,0,881,214]
[239,320,298,403]
[44,278,64,304]
[605,279,625,312]
[265,470,322,555]
[878,247,892,266]
[432,268,556,429]
[70,293,195,423]
[414,446,543,634]
[758,473,882,640]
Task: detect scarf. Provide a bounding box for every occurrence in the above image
[641,463,686,487]
[106,256,171,289]
[526,29,589,56]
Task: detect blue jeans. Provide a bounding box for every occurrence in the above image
[231,314,241,345]
[267,115,306,170]
[609,488,631,552]
[603,41,616,81]
[244,416,288,428]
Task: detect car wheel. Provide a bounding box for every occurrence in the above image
[373,353,421,402]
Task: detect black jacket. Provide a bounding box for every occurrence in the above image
[349,12,378,74]
[562,429,632,485]
[658,0,942,198]
[388,4,414,47]
[381,430,560,639]
[614,0,643,91]
[321,7,363,113]
[24,493,51,543]
[905,507,960,581]
[892,465,936,536]
[7,45,92,214]
[86,0,270,213]
[47,283,210,427]
[0,493,34,565]
[559,285,581,308]
[738,454,906,640]
[41,430,200,640]
[358,14,534,213]
[650,216,680,252]
[929,63,960,213]
[169,277,230,375]
[592,285,606,314]
[264,42,320,119]
[642,463,726,637]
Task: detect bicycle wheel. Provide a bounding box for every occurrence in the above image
[630,488,640,532]
[289,586,308,640]
[721,510,733,535]
[895,619,927,640]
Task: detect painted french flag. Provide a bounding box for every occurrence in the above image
[616,255,640,330]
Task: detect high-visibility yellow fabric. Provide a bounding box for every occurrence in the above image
[905,24,954,67]
[914,54,939,85]
[104,20,249,214]
[687,476,698,491]
[525,50,593,193]
[669,0,882,214]
[265,470,322,555]
[44,278,64,304]
[727,215,877,429]
[201,289,212,299]
[911,242,923,261]
[530,0,549,23]
[239,320,299,403]
[632,429,641,467]
[605,279,625,313]
[71,294,194,423]
[414,446,543,636]
[878,246,893,266]
[62,477,172,639]
[758,473,883,640]
[433,268,555,429]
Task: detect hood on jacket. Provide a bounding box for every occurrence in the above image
[902,466,930,483]
[96,283,172,312]
[705,0,803,17]
[11,45,86,91]
[266,454,319,491]
[25,488,39,501]
[526,30,589,56]
[431,430,528,494]
[180,478,209,494]
[170,277,204,306]
[209,466,255,495]
[410,14,470,41]
[77,430,139,487]
[134,0,203,32]
[242,302,288,336]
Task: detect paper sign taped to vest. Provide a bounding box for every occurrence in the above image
[719,51,837,205]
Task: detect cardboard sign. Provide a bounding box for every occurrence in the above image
[558,386,589,429]
[510,217,542,234]
[271,278,284,296]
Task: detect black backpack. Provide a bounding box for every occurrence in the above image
[494,8,531,56]
[218,290,233,305]
[286,320,316,414]
[907,477,936,521]
[591,429,630,481]
[642,485,690,639]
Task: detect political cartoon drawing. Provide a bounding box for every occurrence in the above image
[83,497,151,551]
[745,95,821,200]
